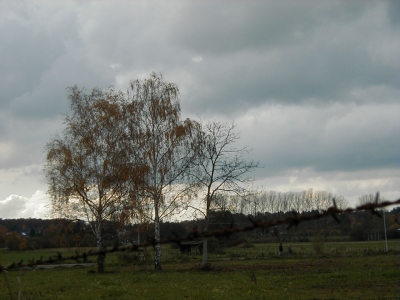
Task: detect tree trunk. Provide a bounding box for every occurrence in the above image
[202,238,208,267]
[96,221,105,273]
[154,215,162,270]
[202,213,209,268]
[137,223,140,244]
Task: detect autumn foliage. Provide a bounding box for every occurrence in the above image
[44,73,197,272]
[5,231,27,251]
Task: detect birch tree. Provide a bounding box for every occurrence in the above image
[128,73,196,270]
[45,86,140,272]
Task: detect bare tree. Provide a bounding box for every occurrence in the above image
[358,193,378,206]
[190,121,258,268]
[264,191,278,213]
[127,73,197,270]
[45,86,139,272]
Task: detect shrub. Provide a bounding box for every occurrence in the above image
[5,232,27,250]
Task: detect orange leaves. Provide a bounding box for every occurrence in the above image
[174,124,186,138]
[5,231,27,251]
[45,73,195,253]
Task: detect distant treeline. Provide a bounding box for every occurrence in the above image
[1,207,399,250]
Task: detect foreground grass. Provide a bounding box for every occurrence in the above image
[1,248,398,299]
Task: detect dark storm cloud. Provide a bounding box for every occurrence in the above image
[0,1,79,111]
[386,0,400,28]
[168,1,399,114]
[0,1,124,120]
[3,1,397,118]
[237,102,399,177]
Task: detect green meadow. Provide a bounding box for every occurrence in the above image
[1,241,399,299]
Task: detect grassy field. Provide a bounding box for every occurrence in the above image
[1,241,399,299]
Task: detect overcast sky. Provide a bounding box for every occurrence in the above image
[1,0,399,219]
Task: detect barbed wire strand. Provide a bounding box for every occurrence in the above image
[1,197,399,272]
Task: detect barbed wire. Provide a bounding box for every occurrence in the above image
[1,196,399,272]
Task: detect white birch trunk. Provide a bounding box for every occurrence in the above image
[95,220,105,273]
[202,212,209,268]
[154,215,162,270]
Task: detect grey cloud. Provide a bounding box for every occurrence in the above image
[9,51,115,119]
[73,1,184,73]
[179,43,398,116]
[236,102,400,176]
[170,1,371,55]
[0,117,64,169]
[0,2,79,108]
[170,1,399,115]
[4,1,397,120]
[0,164,48,200]
[386,0,400,28]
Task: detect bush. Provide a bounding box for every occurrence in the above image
[5,232,27,251]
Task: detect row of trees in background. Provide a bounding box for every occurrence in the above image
[210,189,349,216]
[44,73,258,272]
[190,191,399,244]
[1,198,399,252]
[0,219,95,250]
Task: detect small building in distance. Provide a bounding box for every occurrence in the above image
[178,241,203,254]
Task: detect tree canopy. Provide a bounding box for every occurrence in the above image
[45,73,198,271]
